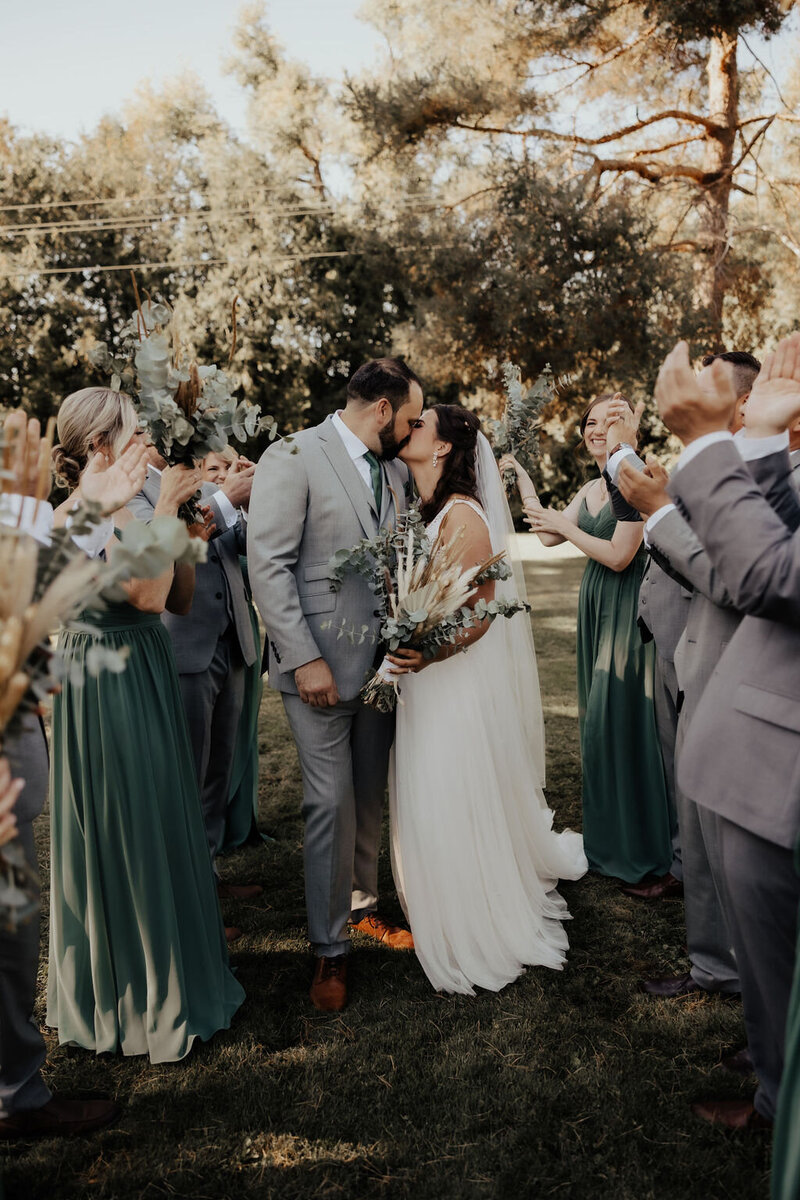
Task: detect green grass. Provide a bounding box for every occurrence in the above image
[3,559,770,1199]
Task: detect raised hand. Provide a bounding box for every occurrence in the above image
[742,331,800,438]
[655,341,737,444]
[187,504,217,542]
[498,454,536,501]
[523,499,564,536]
[81,443,149,513]
[617,457,671,518]
[603,394,645,451]
[155,464,203,517]
[2,411,50,497]
[0,758,23,847]
[221,463,255,511]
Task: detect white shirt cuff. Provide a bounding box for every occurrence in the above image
[735,428,790,460]
[0,496,54,545]
[213,490,240,529]
[67,512,114,558]
[674,430,733,472]
[643,503,676,547]
[606,445,638,485]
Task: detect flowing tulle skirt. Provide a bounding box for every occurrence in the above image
[47,605,244,1063]
[390,616,587,995]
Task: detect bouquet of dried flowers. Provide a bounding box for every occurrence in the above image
[326,507,528,712]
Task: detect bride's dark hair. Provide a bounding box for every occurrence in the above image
[419,405,482,525]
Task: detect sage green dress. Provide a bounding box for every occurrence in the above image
[771,843,800,1200]
[219,559,266,852]
[47,600,245,1063]
[575,499,672,883]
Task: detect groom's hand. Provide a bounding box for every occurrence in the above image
[295,658,339,707]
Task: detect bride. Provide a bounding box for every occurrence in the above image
[386,404,587,995]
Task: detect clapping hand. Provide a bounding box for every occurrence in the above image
[602,394,645,451]
[655,341,737,444]
[617,456,671,518]
[155,464,204,517]
[221,459,255,511]
[81,443,149,513]
[743,331,800,438]
[0,758,23,848]
[2,411,51,497]
[523,497,564,536]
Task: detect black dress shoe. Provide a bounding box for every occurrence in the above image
[640,971,708,998]
[721,1046,755,1076]
[0,1095,120,1139]
[621,872,684,900]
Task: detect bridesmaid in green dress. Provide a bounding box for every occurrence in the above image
[47,389,244,1063]
[772,841,800,1199]
[502,394,672,883]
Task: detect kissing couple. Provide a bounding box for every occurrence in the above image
[247,357,586,1010]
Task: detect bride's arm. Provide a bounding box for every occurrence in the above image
[386,505,495,674]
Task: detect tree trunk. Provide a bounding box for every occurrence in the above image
[697,31,738,347]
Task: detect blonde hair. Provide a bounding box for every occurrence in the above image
[203,444,236,467]
[52,387,138,491]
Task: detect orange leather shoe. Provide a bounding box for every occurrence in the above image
[349,912,414,950]
[690,1097,772,1131]
[310,955,348,1011]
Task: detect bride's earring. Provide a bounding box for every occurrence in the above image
[432,450,439,468]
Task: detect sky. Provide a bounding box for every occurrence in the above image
[1,1,381,141]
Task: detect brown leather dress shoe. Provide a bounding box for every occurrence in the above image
[620,872,684,900]
[225,925,243,943]
[691,1097,772,1131]
[310,955,348,1011]
[217,881,264,900]
[0,1095,120,1140]
[349,912,414,950]
[640,971,708,998]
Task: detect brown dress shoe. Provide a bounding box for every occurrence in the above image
[0,1095,120,1140]
[620,872,684,900]
[349,912,414,950]
[217,880,264,900]
[225,925,243,943]
[640,971,709,998]
[310,955,348,1012]
[691,1096,772,1131]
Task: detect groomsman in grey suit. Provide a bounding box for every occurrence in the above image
[649,334,800,1130]
[129,454,261,931]
[247,358,423,1011]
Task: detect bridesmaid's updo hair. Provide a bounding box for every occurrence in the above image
[52,388,138,491]
[578,391,634,438]
[420,404,482,525]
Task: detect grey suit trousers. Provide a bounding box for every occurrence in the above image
[653,653,682,879]
[282,694,395,956]
[179,627,245,863]
[0,716,51,1117]
[717,816,799,1121]
[674,716,739,993]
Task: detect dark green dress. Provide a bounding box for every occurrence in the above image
[47,601,244,1063]
[772,842,800,1200]
[575,499,672,883]
[219,570,264,853]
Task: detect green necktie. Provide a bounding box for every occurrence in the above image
[363,450,383,513]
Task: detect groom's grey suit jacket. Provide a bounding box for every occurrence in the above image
[128,470,256,672]
[669,443,800,850]
[247,416,410,701]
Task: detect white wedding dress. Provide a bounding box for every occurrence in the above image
[389,437,587,995]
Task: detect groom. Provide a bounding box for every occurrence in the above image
[247,358,423,1011]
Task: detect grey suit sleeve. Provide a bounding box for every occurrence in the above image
[127,490,156,523]
[647,508,734,607]
[246,440,321,675]
[746,448,800,530]
[206,498,247,555]
[668,439,800,624]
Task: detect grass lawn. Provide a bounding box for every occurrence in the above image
[2,558,771,1199]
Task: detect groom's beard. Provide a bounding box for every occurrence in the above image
[377,415,406,460]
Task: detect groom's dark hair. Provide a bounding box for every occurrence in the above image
[346,358,421,412]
